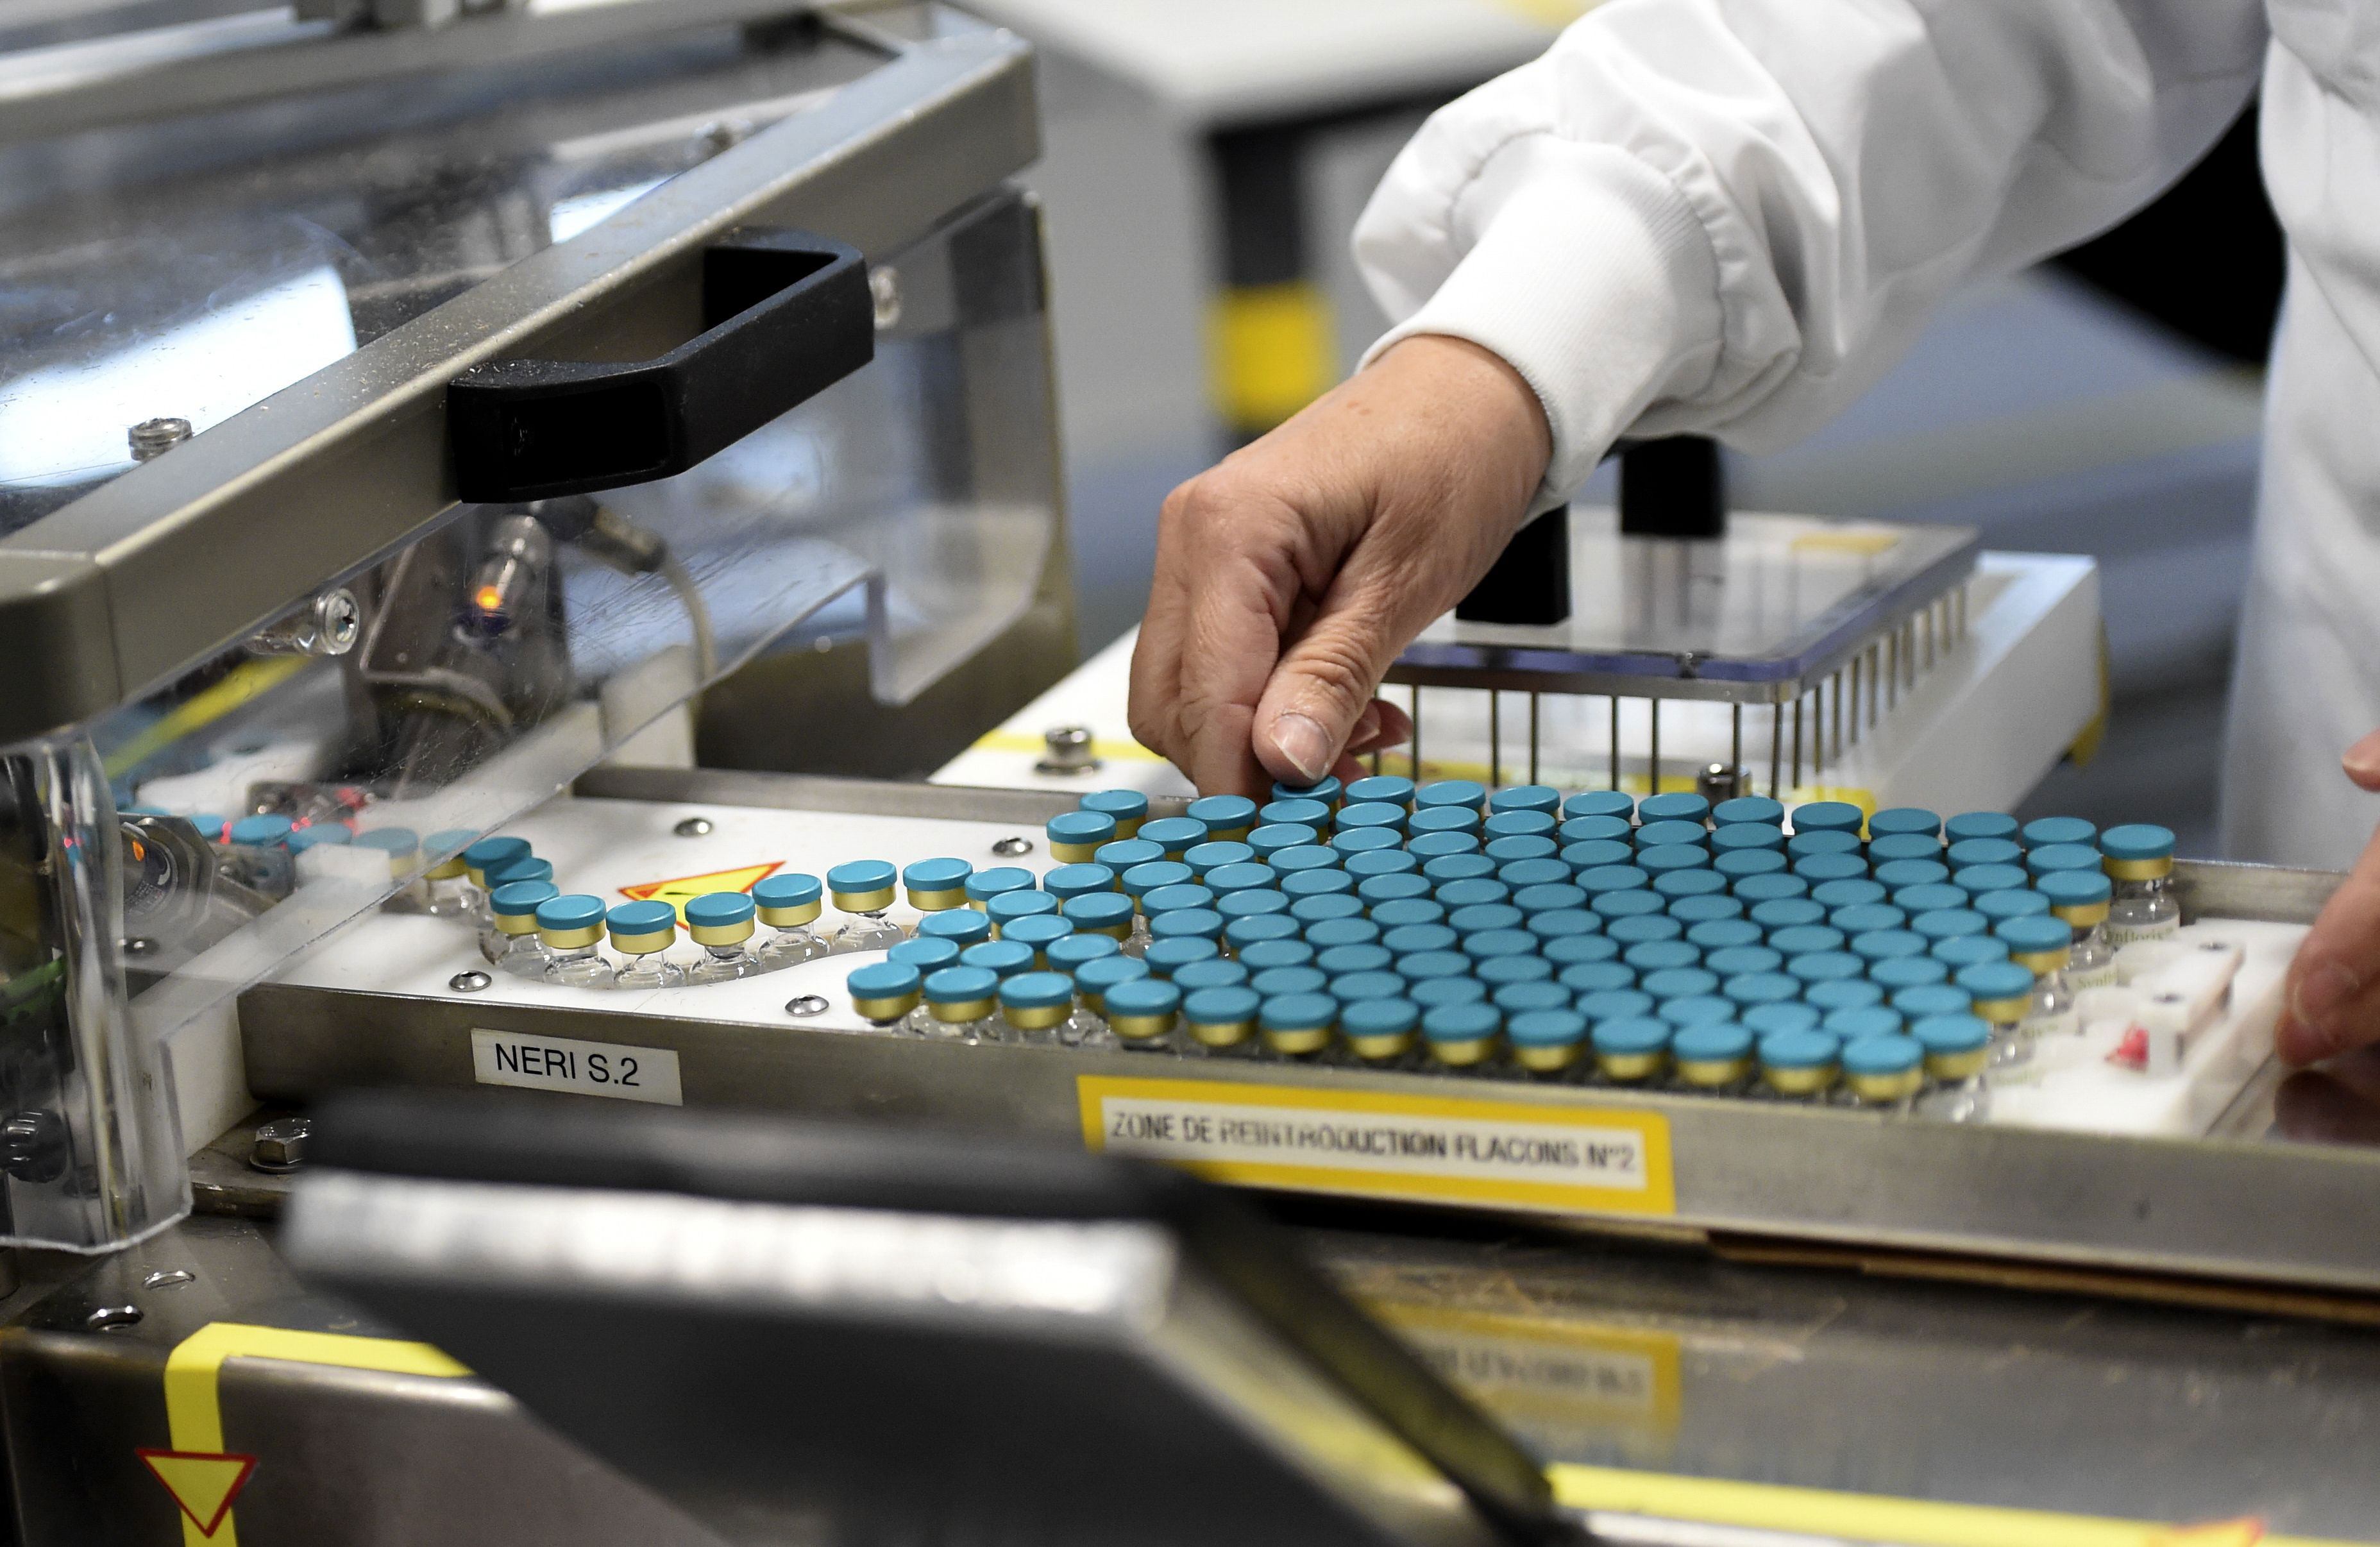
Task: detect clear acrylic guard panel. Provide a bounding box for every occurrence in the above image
[0,27,1057,1249]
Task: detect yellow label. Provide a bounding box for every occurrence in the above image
[1077,1076,1674,1215]
[1548,1466,2346,1547]
[1373,1303,1682,1437]
[619,861,782,924]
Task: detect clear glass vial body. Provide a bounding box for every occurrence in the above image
[684,892,764,984]
[607,901,685,990]
[2067,920,2117,989]
[825,863,906,954]
[754,874,831,970]
[2107,875,2181,946]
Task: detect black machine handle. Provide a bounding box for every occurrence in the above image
[1618,434,1726,539]
[447,229,874,503]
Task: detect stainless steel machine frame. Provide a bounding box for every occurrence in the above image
[0,3,1070,1253]
[240,766,2379,1295]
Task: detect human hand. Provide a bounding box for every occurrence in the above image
[2275,729,2380,1063]
[1128,334,1553,796]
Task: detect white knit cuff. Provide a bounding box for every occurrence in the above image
[1358,138,1723,509]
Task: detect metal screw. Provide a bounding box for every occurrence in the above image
[785,995,829,1017]
[869,266,902,330]
[991,836,1034,858]
[86,1305,143,1331]
[696,118,752,156]
[673,816,714,838]
[119,937,156,959]
[142,1269,195,1290]
[450,970,491,993]
[249,1117,312,1173]
[128,418,191,461]
[1036,725,1097,775]
[250,587,362,657]
[1696,763,1743,804]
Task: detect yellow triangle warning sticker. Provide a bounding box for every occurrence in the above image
[620,861,783,924]
[137,1449,256,1537]
[2147,1522,2263,1547]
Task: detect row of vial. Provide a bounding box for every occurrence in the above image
[825,779,2180,1109]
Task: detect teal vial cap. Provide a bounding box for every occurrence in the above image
[534,893,606,932]
[462,834,528,870]
[1974,888,2052,921]
[1186,794,1258,833]
[422,828,478,862]
[1791,801,1864,835]
[1759,1028,1837,1069]
[1593,1016,1669,1056]
[230,814,297,847]
[1045,933,1121,974]
[1956,961,2036,1001]
[2022,816,2097,849]
[287,825,351,852]
[2026,843,2103,877]
[1410,806,1481,837]
[987,890,1059,926]
[827,859,897,893]
[1825,1006,1902,1040]
[684,892,755,929]
[1082,789,1151,824]
[1003,915,1073,952]
[755,873,824,909]
[485,856,553,889]
[965,866,1034,902]
[963,940,1036,977]
[1489,784,1562,815]
[1638,791,1710,824]
[1096,839,1165,871]
[2039,870,2113,907]
[1893,984,1971,1019]
[1184,841,1256,875]
[1184,985,1261,1024]
[1675,1022,1753,1061]
[1043,863,1116,899]
[607,899,677,936]
[1422,1003,1500,1044]
[889,938,961,972]
[1139,816,1210,853]
[1046,811,1115,849]
[1508,1009,1587,1048]
[1142,937,1220,976]
[1995,915,2073,954]
[1172,961,1249,992]
[1842,1034,1922,1076]
[999,970,1075,1010]
[1564,790,1635,820]
[2099,824,2176,861]
[491,880,558,917]
[1122,861,1194,899]
[1079,957,1154,996]
[1141,884,1217,917]
[1343,997,1420,1038]
[1868,807,1942,839]
[1914,1012,1991,1056]
[1260,992,1338,1032]
[1260,799,1332,829]
[1104,979,1181,1019]
[1932,934,2009,968]
[1270,775,1342,806]
[848,961,922,1000]
[1946,838,2022,872]
[1344,775,1415,807]
[1416,779,1487,811]
[1062,893,1135,933]
[925,965,999,1005]
[1743,1001,1821,1036]
[1713,795,1784,827]
[1944,811,2020,844]
[903,857,974,893]
[1335,828,1404,857]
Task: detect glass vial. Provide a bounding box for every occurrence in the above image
[461,835,532,925]
[418,828,481,917]
[485,880,557,979]
[753,872,830,969]
[825,860,906,954]
[847,961,923,1030]
[607,899,685,989]
[538,895,616,989]
[2102,824,2181,946]
[684,891,763,983]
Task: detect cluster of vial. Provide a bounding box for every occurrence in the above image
[841,779,2183,1114]
[446,836,939,989]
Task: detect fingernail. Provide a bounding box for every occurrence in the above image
[2291,961,2362,1058]
[2349,740,2380,784]
[1270,713,1333,782]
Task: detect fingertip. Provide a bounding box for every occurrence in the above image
[2347,728,2380,791]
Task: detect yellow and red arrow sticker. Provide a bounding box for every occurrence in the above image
[619,861,782,924]
[137,1450,255,1539]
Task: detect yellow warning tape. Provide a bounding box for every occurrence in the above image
[1549,1464,2361,1547]
[969,729,1167,763]
[1210,280,1335,432]
[103,657,312,780]
[162,1322,469,1545]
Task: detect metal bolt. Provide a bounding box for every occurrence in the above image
[119,937,156,959]
[142,1269,195,1290]
[869,266,902,330]
[696,117,752,156]
[86,1305,143,1331]
[785,995,829,1017]
[250,588,362,657]
[991,835,1034,858]
[673,816,714,838]
[249,1117,312,1173]
[128,418,192,461]
[1696,763,1743,804]
[449,970,491,993]
[1036,725,1097,775]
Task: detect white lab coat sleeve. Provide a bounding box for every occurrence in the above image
[1352,0,2268,501]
